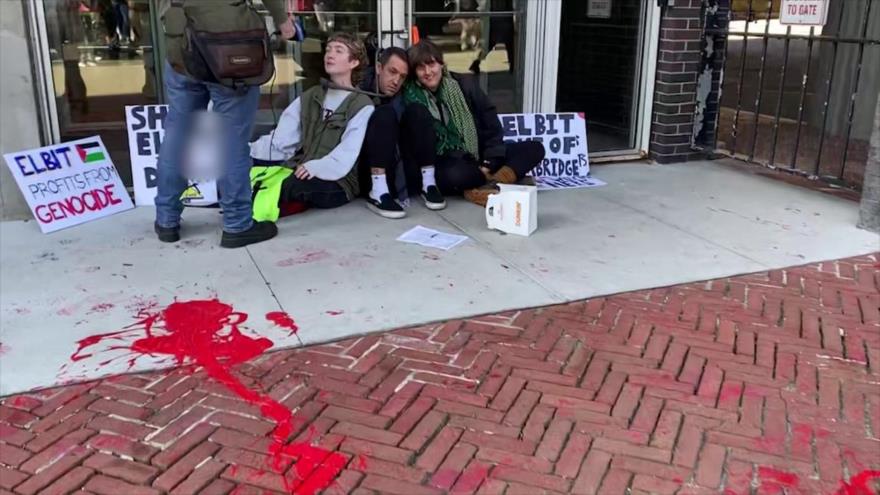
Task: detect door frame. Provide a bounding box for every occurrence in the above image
[25,0,61,144]
[523,0,661,160]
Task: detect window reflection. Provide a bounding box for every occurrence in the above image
[43,0,160,185]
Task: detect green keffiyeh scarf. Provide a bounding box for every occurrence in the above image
[403,69,480,158]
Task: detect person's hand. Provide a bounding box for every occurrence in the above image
[294,165,313,180]
[278,17,297,40]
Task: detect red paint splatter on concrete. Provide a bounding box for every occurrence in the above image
[277,250,331,267]
[836,470,880,495]
[265,312,298,336]
[757,467,799,491]
[325,310,344,316]
[0,342,8,357]
[13,307,30,315]
[89,303,115,313]
[69,299,350,494]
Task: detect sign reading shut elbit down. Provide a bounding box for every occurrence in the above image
[4,137,133,233]
[780,0,829,25]
[126,105,218,207]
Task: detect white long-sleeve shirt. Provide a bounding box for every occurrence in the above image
[250,89,375,181]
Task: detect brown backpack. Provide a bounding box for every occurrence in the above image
[170,0,275,93]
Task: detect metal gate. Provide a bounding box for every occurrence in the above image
[708,0,880,188]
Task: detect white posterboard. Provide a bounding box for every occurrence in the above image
[780,0,829,25]
[498,113,590,189]
[125,105,218,207]
[3,136,134,233]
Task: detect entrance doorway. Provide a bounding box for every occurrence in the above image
[553,0,659,157]
[33,0,163,186]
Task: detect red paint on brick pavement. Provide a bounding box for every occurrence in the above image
[836,470,880,495]
[266,311,299,336]
[757,466,799,491]
[69,299,351,494]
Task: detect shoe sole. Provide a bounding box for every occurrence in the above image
[220,230,278,248]
[422,196,447,211]
[157,233,180,243]
[366,202,406,219]
[155,225,180,243]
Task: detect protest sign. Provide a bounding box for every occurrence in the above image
[4,136,134,233]
[126,105,218,207]
[498,113,590,189]
[536,176,606,191]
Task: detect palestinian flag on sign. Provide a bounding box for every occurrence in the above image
[75,141,106,163]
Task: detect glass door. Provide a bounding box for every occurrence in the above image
[254,1,379,136]
[553,0,660,157]
[408,0,528,113]
[36,0,163,186]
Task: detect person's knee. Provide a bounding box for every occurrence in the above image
[403,103,432,125]
[524,141,546,163]
[370,104,398,128]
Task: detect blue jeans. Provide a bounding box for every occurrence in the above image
[155,62,261,233]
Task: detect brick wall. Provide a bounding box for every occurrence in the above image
[650,0,711,163]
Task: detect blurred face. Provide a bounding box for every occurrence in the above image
[324,41,359,79]
[377,55,408,96]
[415,59,443,92]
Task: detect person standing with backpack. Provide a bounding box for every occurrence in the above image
[154,0,296,248]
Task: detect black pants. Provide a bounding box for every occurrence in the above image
[280,176,349,209]
[360,105,407,198]
[401,104,546,195]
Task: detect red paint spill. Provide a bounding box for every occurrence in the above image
[757,467,799,491]
[277,250,331,267]
[266,312,298,336]
[69,299,349,494]
[0,342,7,356]
[89,303,115,313]
[325,310,344,316]
[836,470,880,495]
[13,307,30,315]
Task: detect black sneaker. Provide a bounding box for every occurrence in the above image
[421,185,447,211]
[366,194,406,219]
[220,221,278,248]
[155,222,180,243]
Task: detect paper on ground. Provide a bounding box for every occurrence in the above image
[397,225,469,251]
[536,176,607,190]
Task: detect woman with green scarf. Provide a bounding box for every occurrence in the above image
[400,40,545,206]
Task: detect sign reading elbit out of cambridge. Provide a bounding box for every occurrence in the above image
[498,113,590,183]
[780,0,829,25]
[4,136,134,233]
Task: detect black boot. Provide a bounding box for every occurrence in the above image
[220,221,278,248]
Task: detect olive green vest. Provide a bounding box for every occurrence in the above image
[299,86,374,200]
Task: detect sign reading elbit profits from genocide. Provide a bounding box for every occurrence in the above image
[780,0,829,25]
[4,137,134,233]
[125,105,218,207]
[499,113,589,186]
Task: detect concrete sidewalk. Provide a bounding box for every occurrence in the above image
[1,160,877,395]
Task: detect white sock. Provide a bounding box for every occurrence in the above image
[370,174,389,201]
[422,166,437,191]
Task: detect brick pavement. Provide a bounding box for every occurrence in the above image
[0,254,878,494]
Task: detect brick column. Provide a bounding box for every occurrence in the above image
[649,0,707,164]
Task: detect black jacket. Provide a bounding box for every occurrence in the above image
[450,72,507,165]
